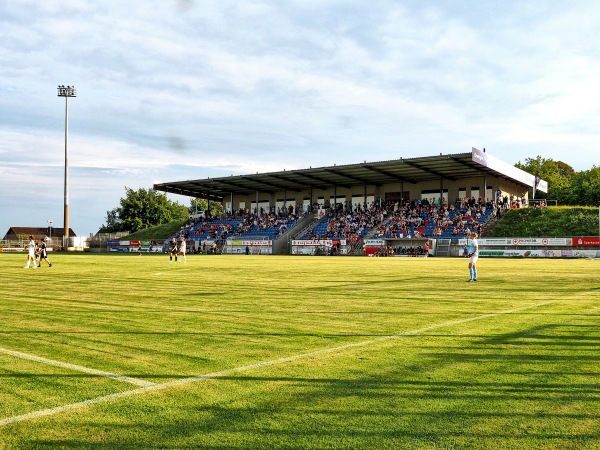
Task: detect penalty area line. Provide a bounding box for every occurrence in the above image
[0,347,156,388]
[0,299,559,427]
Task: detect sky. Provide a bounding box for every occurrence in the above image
[1,0,599,237]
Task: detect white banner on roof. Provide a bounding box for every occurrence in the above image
[472,147,548,193]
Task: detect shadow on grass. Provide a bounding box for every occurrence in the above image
[17,372,600,449]
[6,319,600,448]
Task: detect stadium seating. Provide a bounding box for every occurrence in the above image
[377,203,494,240]
[170,212,304,246]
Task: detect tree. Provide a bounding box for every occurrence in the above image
[568,166,600,206]
[515,157,600,206]
[189,198,225,218]
[100,187,188,232]
[515,156,575,190]
[515,156,576,202]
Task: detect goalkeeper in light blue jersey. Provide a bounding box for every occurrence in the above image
[467,231,479,282]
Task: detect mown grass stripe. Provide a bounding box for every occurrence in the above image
[0,298,559,427]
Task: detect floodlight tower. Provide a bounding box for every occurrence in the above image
[57,85,76,246]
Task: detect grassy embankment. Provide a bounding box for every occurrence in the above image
[490,206,598,237]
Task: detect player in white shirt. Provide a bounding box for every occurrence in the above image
[178,236,187,263]
[24,235,38,268]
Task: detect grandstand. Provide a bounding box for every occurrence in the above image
[154,148,547,255]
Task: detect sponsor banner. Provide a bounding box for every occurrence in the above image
[292,247,315,255]
[0,247,54,253]
[364,239,385,246]
[291,246,348,255]
[227,240,272,246]
[226,246,273,254]
[291,239,347,246]
[478,237,571,246]
[476,238,511,246]
[572,237,600,247]
[509,237,570,246]
[107,240,152,248]
[107,240,141,247]
[478,250,505,257]
[242,240,272,246]
[479,249,598,258]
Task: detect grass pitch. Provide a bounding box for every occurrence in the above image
[1,253,599,449]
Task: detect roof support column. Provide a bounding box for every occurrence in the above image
[440,177,444,207]
[401,180,404,207]
[483,173,487,203]
[334,185,337,217]
[256,190,259,216]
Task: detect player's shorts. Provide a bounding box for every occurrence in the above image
[470,254,479,264]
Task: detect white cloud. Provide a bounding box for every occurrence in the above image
[1,0,600,236]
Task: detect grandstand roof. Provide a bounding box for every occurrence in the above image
[153,149,540,199]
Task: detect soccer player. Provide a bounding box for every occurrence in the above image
[178,236,187,263]
[168,238,178,263]
[38,238,52,267]
[24,235,37,268]
[467,231,479,282]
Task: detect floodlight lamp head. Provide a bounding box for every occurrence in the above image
[57,85,77,97]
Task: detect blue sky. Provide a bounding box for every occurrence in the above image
[1,0,599,237]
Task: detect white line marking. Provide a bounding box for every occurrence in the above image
[0,347,156,388]
[0,299,558,427]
